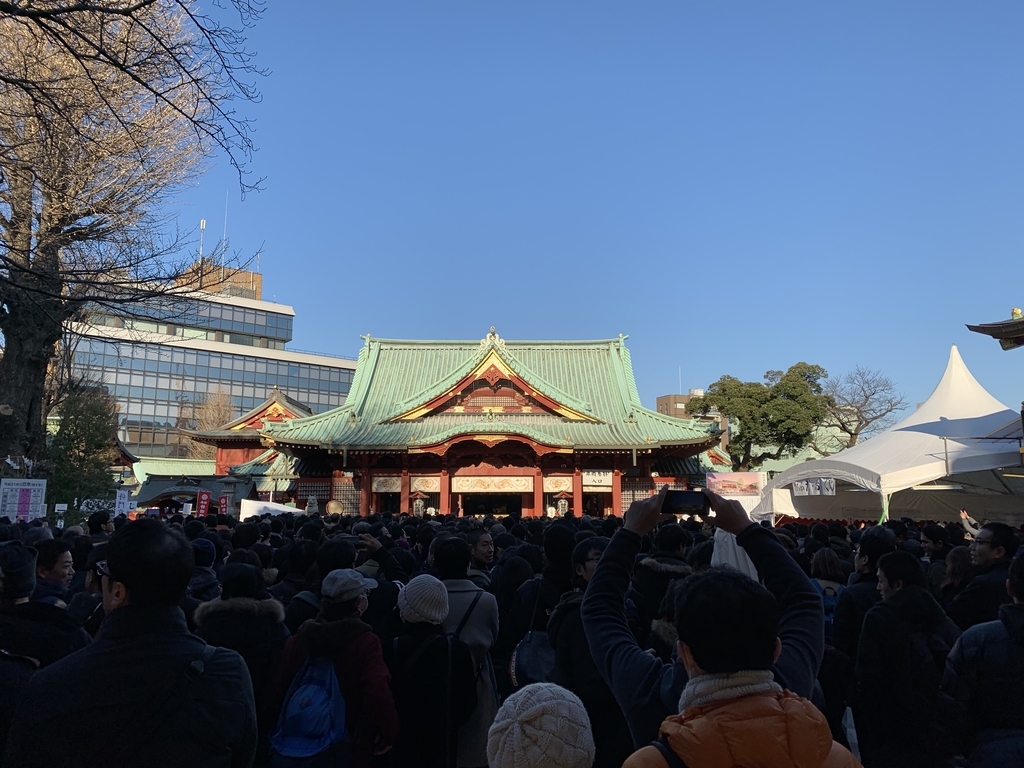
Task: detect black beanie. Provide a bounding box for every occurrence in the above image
[0,541,37,601]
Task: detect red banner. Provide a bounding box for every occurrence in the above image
[196,490,212,517]
[218,495,229,513]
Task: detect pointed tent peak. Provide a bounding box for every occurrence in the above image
[897,344,1011,428]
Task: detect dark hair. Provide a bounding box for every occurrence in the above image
[317,539,356,578]
[433,537,471,580]
[322,595,361,621]
[231,523,260,550]
[510,524,528,541]
[106,519,193,606]
[35,539,72,572]
[226,549,261,568]
[946,523,966,548]
[654,524,691,553]
[297,523,323,543]
[250,542,273,569]
[184,520,205,541]
[543,524,576,566]
[220,563,266,600]
[490,556,534,612]
[493,532,517,553]
[828,522,847,540]
[674,568,781,673]
[811,548,845,583]
[467,529,491,549]
[810,523,830,544]
[215,514,232,528]
[857,525,897,569]
[877,550,926,590]
[921,524,949,547]
[416,527,437,549]
[287,540,320,578]
[571,536,609,568]
[980,523,1018,559]
[87,511,110,535]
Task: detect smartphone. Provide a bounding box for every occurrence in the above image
[662,490,710,517]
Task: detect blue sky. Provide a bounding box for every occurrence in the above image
[180,2,1024,413]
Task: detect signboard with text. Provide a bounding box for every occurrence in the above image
[114,489,131,516]
[0,479,47,522]
[196,490,212,517]
[218,495,230,514]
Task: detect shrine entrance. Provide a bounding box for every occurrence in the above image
[460,493,523,518]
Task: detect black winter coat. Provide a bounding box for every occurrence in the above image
[383,622,477,768]
[832,574,881,665]
[629,551,691,628]
[194,596,289,738]
[947,560,1013,631]
[942,602,1024,765]
[188,566,221,602]
[0,602,91,667]
[856,585,962,768]
[2,604,257,768]
[548,591,633,768]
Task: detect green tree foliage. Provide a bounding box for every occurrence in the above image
[46,386,119,510]
[686,363,831,471]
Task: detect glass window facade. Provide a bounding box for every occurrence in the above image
[72,338,354,457]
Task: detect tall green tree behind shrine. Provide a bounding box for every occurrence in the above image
[45,387,119,510]
[686,363,832,472]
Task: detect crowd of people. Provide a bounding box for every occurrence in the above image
[0,491,1022,767]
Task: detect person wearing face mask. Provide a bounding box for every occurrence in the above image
[268,568,398,768]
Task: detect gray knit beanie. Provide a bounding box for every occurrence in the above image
[397,574,449,625]
[487,683,595,768]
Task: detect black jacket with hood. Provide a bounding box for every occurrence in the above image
[548,590,633,768]
[942,602,1024,764]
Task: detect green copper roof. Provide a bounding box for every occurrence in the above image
[264,332,718,452]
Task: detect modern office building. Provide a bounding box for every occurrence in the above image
[69,269,356,458]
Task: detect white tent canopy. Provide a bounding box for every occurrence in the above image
[753,346,1022,518]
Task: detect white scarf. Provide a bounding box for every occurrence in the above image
[678,670,782,712]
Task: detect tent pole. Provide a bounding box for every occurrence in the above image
[878,493,889,524]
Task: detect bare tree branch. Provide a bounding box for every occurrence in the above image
[813,366,909,455]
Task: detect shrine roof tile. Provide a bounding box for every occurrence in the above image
[264,332,718,452]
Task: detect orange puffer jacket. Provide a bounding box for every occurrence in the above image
[623,690,862,768]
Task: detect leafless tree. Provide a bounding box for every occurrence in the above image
[184,388,236,459]
[0,0,263,190]
[0,5,253,460]
[813,366,909,455]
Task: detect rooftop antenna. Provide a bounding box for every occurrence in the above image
[198,219,206,289]
[220,190,228,284]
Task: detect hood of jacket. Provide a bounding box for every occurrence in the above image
[189,567,219,589]
[636,554,692,577]
[829,537,853,559]
[880,584,947,632]
[300,615,372,657]
[547,590,583,646]
[661,690,836,768]
[193,596,285,627]
[999,602,1024,644]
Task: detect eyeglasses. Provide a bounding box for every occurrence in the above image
[971,538,995,548]
[95,560,113,579]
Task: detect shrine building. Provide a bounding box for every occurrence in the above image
[256,329,720,518]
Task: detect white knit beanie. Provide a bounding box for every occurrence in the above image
[397,574,449,624]
[486,683,595,768]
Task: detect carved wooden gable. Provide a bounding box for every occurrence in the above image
[391,350,596,422]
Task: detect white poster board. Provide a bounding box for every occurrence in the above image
[240,498,300,518]
[0,479,47,522]
[114,489,131,516]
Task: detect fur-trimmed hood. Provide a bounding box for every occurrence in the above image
[193,596,285,627]
[636,555,692,577]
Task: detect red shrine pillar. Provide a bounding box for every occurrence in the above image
[400,456,410,515]
[533,468,544,518]
[359,462,371,518]
[612,466,623,517]
[439,458,450,515]
[572,464,583,516]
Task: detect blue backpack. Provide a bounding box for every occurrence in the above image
[814,581,843,645]
[270,655,350,767]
